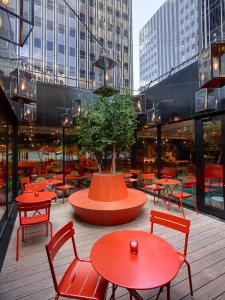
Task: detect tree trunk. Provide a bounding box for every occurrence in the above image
[111,144,116,173]
[93,154,101,173]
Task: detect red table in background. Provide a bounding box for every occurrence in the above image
[154,179,180,196]
[91,230,179,300]
[24,183,45,193]
[16,191,57,204]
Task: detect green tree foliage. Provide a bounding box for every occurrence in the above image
[76,93,137,173]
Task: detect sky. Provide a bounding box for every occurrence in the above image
[132,0,165,93]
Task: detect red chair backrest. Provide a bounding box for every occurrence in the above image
[18,200,51,225]
[20,177,31,192]
[129,169,140,175]
[45,221,77,292]
[150,210,190,257]
[142,173,155,180]
[205,165,222,179]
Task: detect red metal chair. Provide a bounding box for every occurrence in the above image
[144,174,165,205]
[150,210,193,297]
[167,181,198,217]
[20,177,31,193]
[56,184,75,204]
[16,200,52,261]
[45,221,109,300]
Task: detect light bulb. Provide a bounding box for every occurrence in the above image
[2,0,9,6]
[0,16,2,28]
[213,61,219,71]
[137,100,141,112]
[21,82,25,90]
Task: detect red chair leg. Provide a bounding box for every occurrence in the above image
[48,222,53,238]
[22,227,25,242]
[16,227,21,261]
[46,223,48,237]
[184,260,193,296]
[194,199,198,214]
[54,294,59,300]
[180,199,185,218]
[62,190,65,204]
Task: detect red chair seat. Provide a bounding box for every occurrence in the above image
[57,185,74,191]
[168,191,192,199]
[58,258,108,299]
[146,184,164,191]
[21,213,49,225]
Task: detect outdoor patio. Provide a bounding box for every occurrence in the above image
[1,195,225,300]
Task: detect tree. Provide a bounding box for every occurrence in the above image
[76,93,137,173]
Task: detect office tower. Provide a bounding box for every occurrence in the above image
[1,0,132,92]
[139,0,199,87]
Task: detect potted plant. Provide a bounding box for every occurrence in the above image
[76,93,137,174]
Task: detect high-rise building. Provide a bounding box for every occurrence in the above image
[0,0,133,92]
[201,0,225,49]
[139,0,199,87]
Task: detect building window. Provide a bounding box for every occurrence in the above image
[116,10,120,17]
[116,43,121,51]
[35,16,41,27]
[116,27,120,34]
[47,0,53,10]
[108,40,113,48]
[80,69,85,77]
[47,20,53,31]
[80,50,85,59]
[124,46,128,53]
[59,4,64,14]
[59,24,65,34]
[90,71,95,79]
[89,16,94,25]
[80,13,85,22]
[80,31,86,40]
[70,28,75,37]
[47,41,53,51]
[34,38,41,48]
[90,53,95,60]
[70,47,75,57]
[122,13,128,21]
[99,2,103,11]
[124,29,128,37]
[58,44,65,54]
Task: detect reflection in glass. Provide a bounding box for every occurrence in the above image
[0,114,7,221]
[203,118,224,210]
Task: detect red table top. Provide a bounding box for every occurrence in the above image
[91,230,179,290]
[66,174,91,180]
[36,179,63,187]
[154,179,180,186]
[16,191,56,203]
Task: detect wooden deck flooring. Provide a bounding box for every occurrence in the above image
[1,194,225,300]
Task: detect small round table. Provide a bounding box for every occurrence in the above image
[154,179,180,197]
[16,191,57,204]
[24,183,45,193]
[91,230,179,299]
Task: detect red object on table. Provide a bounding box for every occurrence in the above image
[16,200,52,261]
[16,191,56,204]
[91,230,179,299]
[46,222,108,300]
[150,210,193,296]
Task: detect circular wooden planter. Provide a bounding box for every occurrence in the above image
[68,173,147,226]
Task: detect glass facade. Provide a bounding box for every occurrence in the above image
[0,102,16,238]
[2,0,132,93]
[201,0,225,48]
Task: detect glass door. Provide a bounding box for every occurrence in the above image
[198,116,225,218]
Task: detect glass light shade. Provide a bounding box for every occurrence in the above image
[133,94,146,115]
[60,113,73,128]
[195,89,218,112]
[0,0,34,46]
[22,103,36,121]
[10,68,36,101]
[199,43,225,88]
[147,106,161,125]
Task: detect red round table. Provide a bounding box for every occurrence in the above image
[91,230,179,299]
[24,183,45,193]
[16,191,57,204]
[154,179,180,197]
